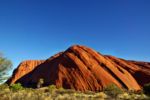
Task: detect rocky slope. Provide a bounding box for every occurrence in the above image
[7,45,150,91]
[7,60,45,84]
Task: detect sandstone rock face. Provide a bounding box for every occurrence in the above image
[105,56,150,86]
[7,60,45,84]
[7,45,150,91]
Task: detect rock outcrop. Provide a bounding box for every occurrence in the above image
[7,45,150,91]
[7,60,45,84]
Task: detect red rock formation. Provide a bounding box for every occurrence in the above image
[7,45,150,91]
[7,60,45,84]
[105,56,150,86]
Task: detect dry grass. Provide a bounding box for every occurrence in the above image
[0,84,107,100]
[0,84,149,100]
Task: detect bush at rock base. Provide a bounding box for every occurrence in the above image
[10,83,23,91]
[143,83,150,95]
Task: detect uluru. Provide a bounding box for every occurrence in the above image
[6,45,150,92]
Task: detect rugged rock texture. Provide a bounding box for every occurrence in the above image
[105,56,150,86]
[7,45,150,91]
[7,60,45,84]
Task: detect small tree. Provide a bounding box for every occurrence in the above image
[0,53,12,83]
[37,78,44,88]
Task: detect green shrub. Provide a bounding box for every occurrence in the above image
[49,85,56,93]
[143,83,150,95]
[104,84,123,98]
[10,83,23,91]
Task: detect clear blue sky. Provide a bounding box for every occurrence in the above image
[0,0,150,73]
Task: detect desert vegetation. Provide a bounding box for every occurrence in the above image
[0,83,149,100]
[143,83,150,96]
[0,53,12,83]
[0,49,150,100]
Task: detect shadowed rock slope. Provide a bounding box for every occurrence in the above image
[7,45,150,91]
